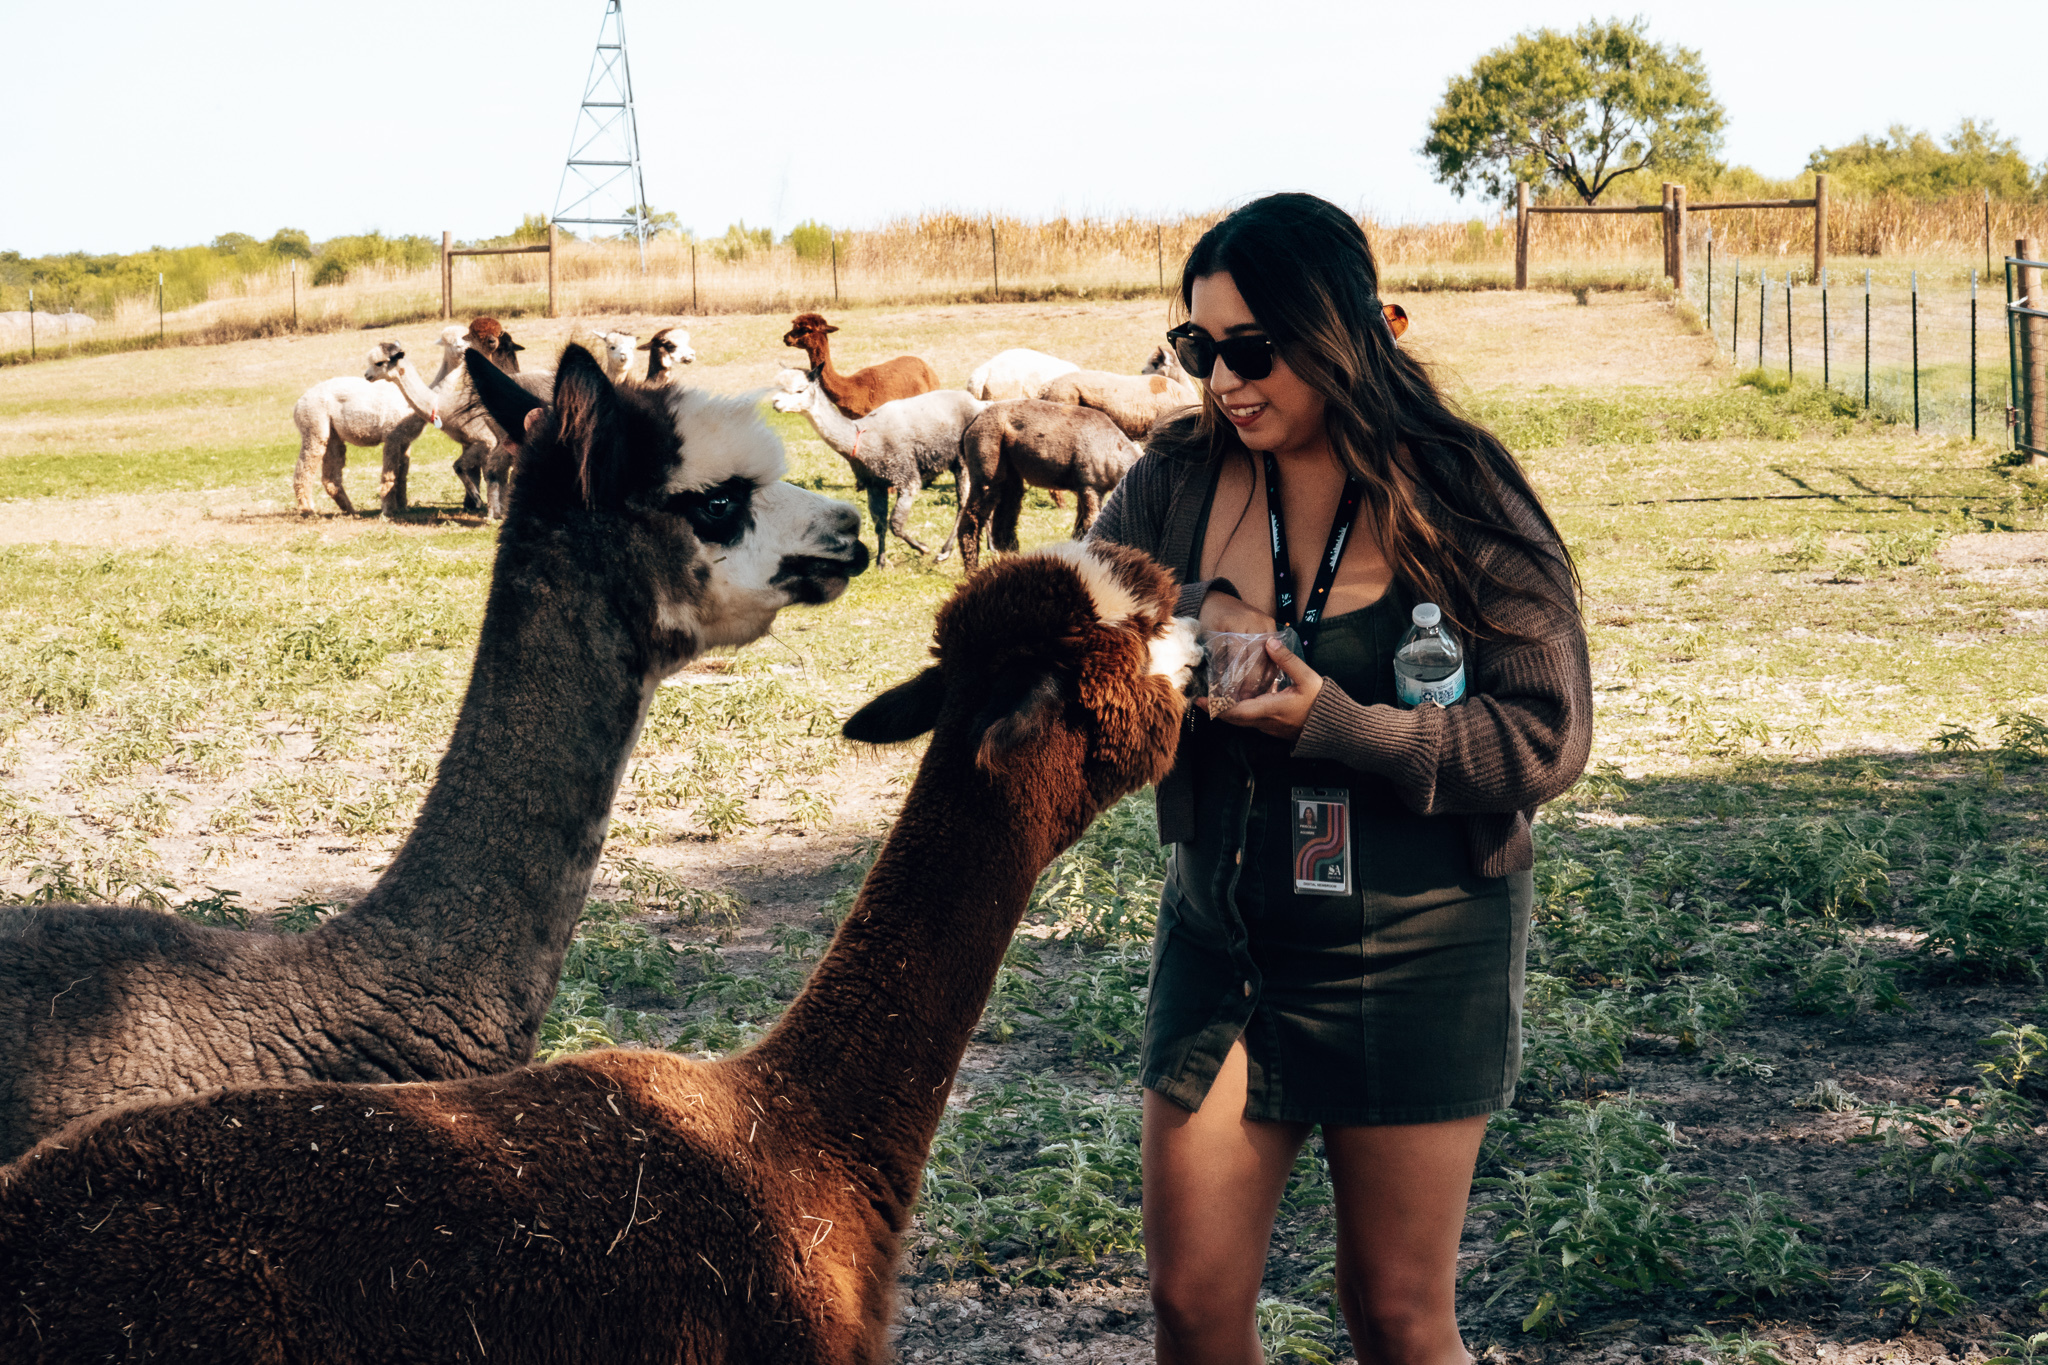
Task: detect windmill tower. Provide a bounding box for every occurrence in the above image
[552,0,651,268]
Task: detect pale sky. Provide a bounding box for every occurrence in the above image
[3,0,2043,257]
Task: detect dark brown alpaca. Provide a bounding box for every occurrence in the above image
[0,542,1198,1365]
[0,345,867,1162]
[783,311,939,417]
[954,399,1141,572]
[462,315,524,373]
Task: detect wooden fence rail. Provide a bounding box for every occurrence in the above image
[1517,176,1829,288]
[441,225,557,321]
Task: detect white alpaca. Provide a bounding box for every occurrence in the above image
[290,338,465,515]
[967,347,1080,401]
[588,330,638,380]
[771,369,986,567]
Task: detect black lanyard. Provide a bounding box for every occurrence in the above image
[1262,450,1364,654]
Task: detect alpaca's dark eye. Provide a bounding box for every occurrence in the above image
[664,477,755,546]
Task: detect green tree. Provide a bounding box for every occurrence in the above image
[1806,119,2044,200]
[266,228,314,259]
[783,220,848,262]
[209,232,259,256]
[622,204,683,239]
[1422,18,1725,204]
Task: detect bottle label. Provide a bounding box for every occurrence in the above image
[1397,664,1465,708]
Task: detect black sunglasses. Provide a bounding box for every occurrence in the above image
[1165,324,1278,382]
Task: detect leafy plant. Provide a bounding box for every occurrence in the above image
[536,980,618,1061]
[175,886,251,929]
[1791,936,1907,1017]
[561,905,680,995]
[1792,1078,1862,1112]
[1254,1298,1337,1365]
[1472,1100,1698,1333]
[1682,1327,1787,1365]
[1916,865,2048,981]
[1999,711,2048,761]
[275,897,341,933]
[1779,528,1828,568]
[1853,1095,2028,1199]
[1701,1179,1825,1305]
[1872,1260,1971,1326]
[1988,1331,2048,1365]
[607,855,743,925]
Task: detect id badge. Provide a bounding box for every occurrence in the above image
[1290,787,1351,895]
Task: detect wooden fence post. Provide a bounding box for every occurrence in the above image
[1813,175,1828,282]
[1514,183,1529,290]
[441,231,452,320]
[547,223,558,320]
[2022,237,2047,464]
[1672,185,1688,291]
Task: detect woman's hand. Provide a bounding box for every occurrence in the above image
[1198,591,1275,636]
[1204,636,1323,742]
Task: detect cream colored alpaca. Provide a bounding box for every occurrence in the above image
[290,338,464,515]
[590,330,638,380]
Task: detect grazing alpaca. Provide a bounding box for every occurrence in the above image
[0,541,1197,1365]
[463,315,524,374]
[639,324,695,382]
[772,369,985,567]
[0,345,867,1163]
[954,399,1140,572]
[289,340,451,515]
[784,310,939,417]
[1039,350,1199,439]
[967,346,1079,401]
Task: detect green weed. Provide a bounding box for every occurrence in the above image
[1701,1179,1825,1305]
[174,886,251,929]
[1872,1260,1972,1326]
[1681,1327,1787,1365]
[1254,1298,1338,1365]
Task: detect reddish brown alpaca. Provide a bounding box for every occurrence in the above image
[783,311,939,417]
[0,542,1199,1365]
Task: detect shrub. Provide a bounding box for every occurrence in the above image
[1915,864,2048,981]
[1702,1179,1825,1305]
[1872,1260,1972,1326]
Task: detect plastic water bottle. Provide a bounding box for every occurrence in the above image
[1393,603,1464,707]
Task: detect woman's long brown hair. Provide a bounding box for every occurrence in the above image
[1177,193,1579,639]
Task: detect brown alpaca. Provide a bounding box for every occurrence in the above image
[0,346,867,1162]
[0,541,1198,1365]
[462,315,524,374]
[783,311,939,417]
[954,399,1140,572]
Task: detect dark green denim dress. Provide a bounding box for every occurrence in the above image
[1140,591,1535,1126]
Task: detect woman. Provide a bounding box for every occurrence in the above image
[1086,193,1592,1365]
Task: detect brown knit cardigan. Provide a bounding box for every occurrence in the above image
[1086,418,1593,877]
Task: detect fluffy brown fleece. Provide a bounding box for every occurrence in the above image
[782,311,940,418]
[0,542,1196,1365]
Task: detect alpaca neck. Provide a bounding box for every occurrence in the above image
[320,537,653,1068]
[428,349,462,388]
[798,389,860,456]
[741,732,1064,1225]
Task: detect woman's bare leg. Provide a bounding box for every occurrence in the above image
[1143,1040,1310,1365]
[1321,1115,1488,1365]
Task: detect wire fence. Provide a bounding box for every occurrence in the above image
[1690,235,2008,442]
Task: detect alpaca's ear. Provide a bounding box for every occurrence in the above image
[843,667,946,744]
[974,671,1063,770]
[822,323,839,334]
[550,344,629,510]
[464,347,543,433]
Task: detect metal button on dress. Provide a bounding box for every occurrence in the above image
[1243,980,1252,997]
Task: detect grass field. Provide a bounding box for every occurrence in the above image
[1,292,2045,1363]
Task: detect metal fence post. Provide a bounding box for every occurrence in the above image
[990,221,1000,301]
[1786,273,1794,378]
[546,223,558,320]
[1864,270,1872,411]
[1971,269,1978,442]
[1157,226,1164,293]
[1757,269,1765,369]
[691,243,698,314]
[27,288,33,360]
[1821,268,1830,389]
[158,272,165,344]
[1911,269,1920,430]
[441,231,452,320]
[1732,261,1740,363]
[290,259,297,331]
[831,238,839,304]
[1706,230,1714,333]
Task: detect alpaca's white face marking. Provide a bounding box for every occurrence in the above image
[364,346,443,425]
[1037,541,1144,628]
[772,368,812,398]
[653,387,865,657]
[598,332,637,376]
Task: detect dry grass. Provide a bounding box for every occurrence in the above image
[12,196,2047,368]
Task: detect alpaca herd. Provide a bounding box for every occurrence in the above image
[288,306,1180,577]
